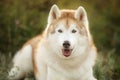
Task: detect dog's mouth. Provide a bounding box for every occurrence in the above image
[62,49,72,57]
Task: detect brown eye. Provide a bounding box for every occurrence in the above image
[72,29,77,33]
[58,29,63,33]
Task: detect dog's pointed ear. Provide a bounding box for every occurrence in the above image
[74,6,88,27]
[48,4,60,24]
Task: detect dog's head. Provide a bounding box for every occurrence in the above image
[45,5,91,59]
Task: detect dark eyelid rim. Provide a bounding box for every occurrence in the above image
[58,29,63,33]
[72,29,77,33]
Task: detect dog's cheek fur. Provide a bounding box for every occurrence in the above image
[48,32,60,48]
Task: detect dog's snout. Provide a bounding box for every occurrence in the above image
[63,41,70,48]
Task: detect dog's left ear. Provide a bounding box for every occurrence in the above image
[48,4,60,24]
[74,6,88,27]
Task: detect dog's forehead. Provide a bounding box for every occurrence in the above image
[56,10,83,29]
[57,19,77,29]
[48,9,84,33]
[59,10,75,19]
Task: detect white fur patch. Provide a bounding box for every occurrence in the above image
[8,45,33,79]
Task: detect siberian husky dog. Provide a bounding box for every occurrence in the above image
[8,4,97,80]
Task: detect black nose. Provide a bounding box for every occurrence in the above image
[63,41,70,48]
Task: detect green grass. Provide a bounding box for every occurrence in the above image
[0,53,12,80]
[94,49,120,80]
[0,50,120,80]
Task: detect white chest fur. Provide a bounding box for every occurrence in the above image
[43,50,96,80]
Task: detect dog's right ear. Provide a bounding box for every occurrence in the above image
[48,4,60,24]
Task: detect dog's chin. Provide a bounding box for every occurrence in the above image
[62,49,73,57]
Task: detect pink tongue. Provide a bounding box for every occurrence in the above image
[63,50,71,57]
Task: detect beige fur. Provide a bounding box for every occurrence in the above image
[8,4,97,80]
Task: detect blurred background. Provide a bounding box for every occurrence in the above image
[0,0,120,80]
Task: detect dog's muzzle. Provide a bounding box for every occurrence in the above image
[62,41,72,57]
